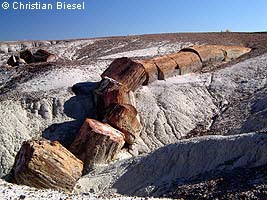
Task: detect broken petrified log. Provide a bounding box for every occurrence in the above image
[221,46,251,61]
[152,55,179,80]
[20,49,33,63]
[181,45,251,64]
[168,52,202,75]
[137,60,158,85]
[69,118,125,174]
[11,139,83,193]
[181,45,225,65]
[104,104,141,144]
[32,49,58,63]
[7,55,26,66]
[101,57,146,91]
[94,77,136,119]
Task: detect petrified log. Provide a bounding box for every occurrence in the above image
[101,57,146,91]
[7,55,19,66]
[104,104,141,144]
[11,139,83,193]
[20,49,33,63]
[221,46,251,61]
[137,60,158,84]
[32,49,58,63]
[181,45,225,65]
[168,52,202,75]
[69,118,125,174]
[94,77,135,119]
[153,55,179,80]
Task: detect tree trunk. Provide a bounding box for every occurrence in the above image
[11,139,83,193]
[168,52,202,75]
[101,57,146,91]
[69,118,125,174]
[104,104,141,144]
[94,77,135,119]
[153,55,179,80]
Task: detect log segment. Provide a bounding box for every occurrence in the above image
[153,55,179,80]
[221,46,251,61]
[69,118,125,174]
[33,49,58,62]
[181,45,225,65]
[103,104,141,144]
[94,77,135,119]
[101,57,146,91]
[12,139,83,193]
[137,60,158,85]
[168,52,202,75]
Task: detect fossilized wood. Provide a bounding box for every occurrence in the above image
[104,104,141,144]
[32,49,58,63]
[11,139,83,193]
[137,60,158,84]
[153,55,179,80]
[101,57,146,91]
[69,118,125,174]
[168,52,202,75]
[221,46,251,61]
[94,77,135,119]
[181,45,225,65]
[7,55,19,66]
[20,49,33,63]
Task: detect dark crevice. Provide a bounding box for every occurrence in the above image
[153,61,165,80]
[166,55,181,75]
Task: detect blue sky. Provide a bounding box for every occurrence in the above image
[0,0,267,41]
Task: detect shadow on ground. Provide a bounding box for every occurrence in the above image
[42,81,99,148]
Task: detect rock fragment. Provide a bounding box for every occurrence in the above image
[101,57,146,91]
[104,104,141,144]
[20,49,33,63]
[221,46,251,61]
[137,60,158,85]
[32,49,58,63]
[181,45,225,65]
[69,118,125,174]
[12,139,83,193]
[153,55,179,80]
[168,52,202,74]
[94,77,135,119]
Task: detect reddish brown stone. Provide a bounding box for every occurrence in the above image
[221,46,251,61]
[69,118,125,174]
[153,55,179,80]
[168,52,202,75]
[12,139,83,193]
[101,57,146,91]
[104,104,141,144]
[137,60,158,84]
[181,45,225,65]
[94,78,135,119]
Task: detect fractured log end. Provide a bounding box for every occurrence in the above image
[12,139,83,193]
[101,57,146,91]
[104,104,141,144]
[221,46,251,61]
[69,118,125,174]
[137,60,158,85]
[94,77,134,119]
